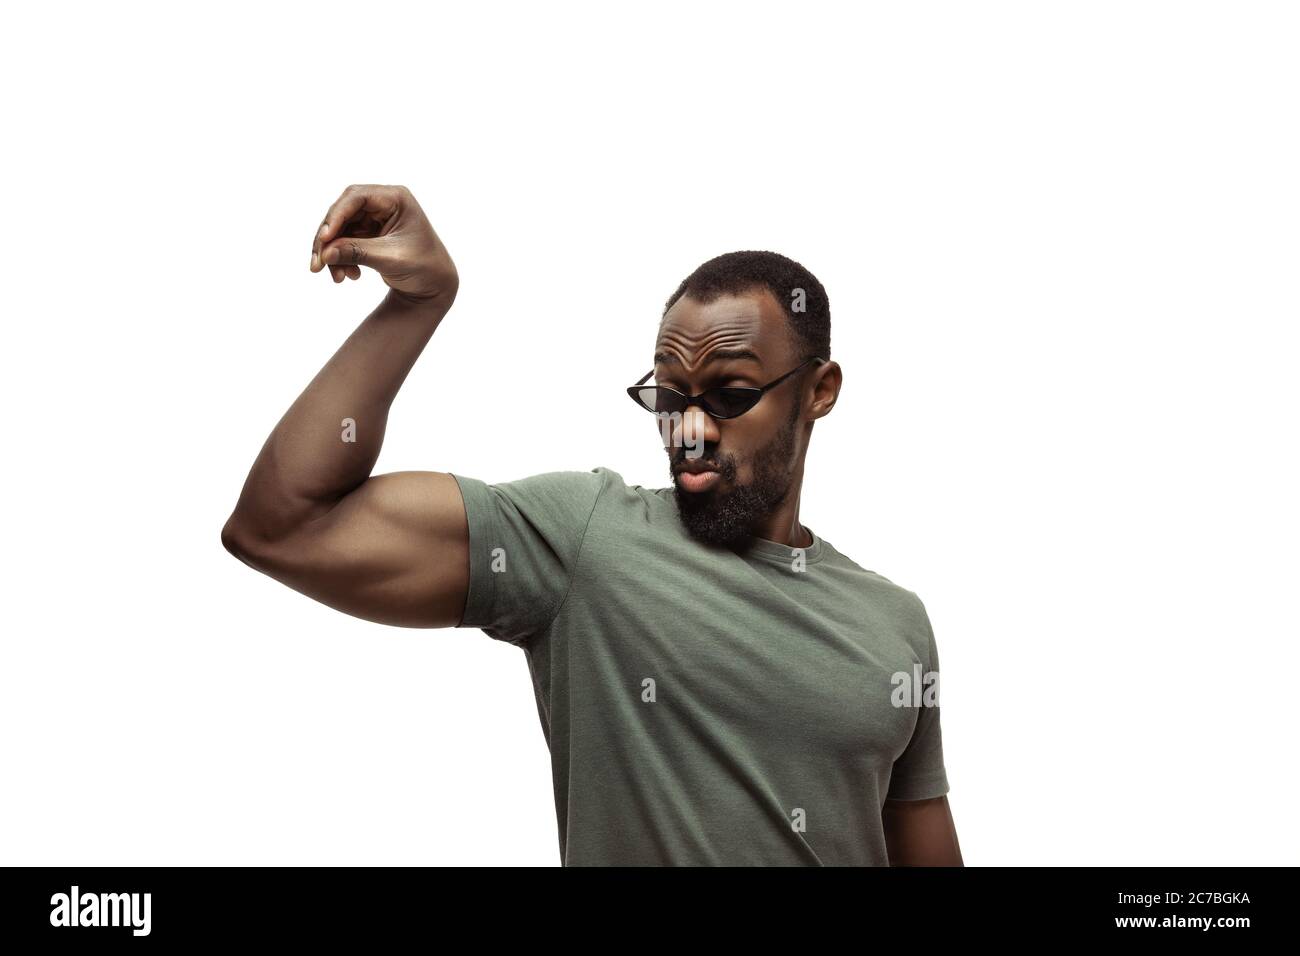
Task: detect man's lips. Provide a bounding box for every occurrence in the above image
[676,459,720,474]
[675,461,722,493]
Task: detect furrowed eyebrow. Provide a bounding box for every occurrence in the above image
[653,347,762,367]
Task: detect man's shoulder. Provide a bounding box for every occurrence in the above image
[591,466,672,495]
[822,539,929,621]
[459,464,671,502]
[588,466,678,518]
[477,466,673,521]
[821,536,894,584]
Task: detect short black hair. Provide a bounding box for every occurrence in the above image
[662,250,830,362]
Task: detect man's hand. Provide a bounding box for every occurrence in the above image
[309,183,459,306]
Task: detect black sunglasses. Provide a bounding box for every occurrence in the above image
[627,356,826,420]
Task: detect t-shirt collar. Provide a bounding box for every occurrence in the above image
[735,526,825,565]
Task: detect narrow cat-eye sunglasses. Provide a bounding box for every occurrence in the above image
[626,356,826,420]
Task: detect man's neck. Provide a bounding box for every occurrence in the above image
[751,479,812,549]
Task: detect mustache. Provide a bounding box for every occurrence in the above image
[670,447,735,478]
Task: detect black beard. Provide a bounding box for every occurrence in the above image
[671,403,800,548]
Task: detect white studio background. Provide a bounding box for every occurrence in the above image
[2,1,1297,866]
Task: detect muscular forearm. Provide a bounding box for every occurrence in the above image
[225,286,452,545]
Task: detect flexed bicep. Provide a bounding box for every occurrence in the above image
[226,471,470,629]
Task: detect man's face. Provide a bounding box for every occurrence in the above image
[652,289,809,547]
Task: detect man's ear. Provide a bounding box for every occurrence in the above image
[808,361,841,420]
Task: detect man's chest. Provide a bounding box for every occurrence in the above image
[550,536,925,763]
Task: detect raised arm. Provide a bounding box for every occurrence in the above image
[220,183,469,628]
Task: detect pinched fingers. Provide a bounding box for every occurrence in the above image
[310,184,402,274]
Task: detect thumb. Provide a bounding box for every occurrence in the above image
[320,236,392,271]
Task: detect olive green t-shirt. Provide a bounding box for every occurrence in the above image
[452,466,949,866]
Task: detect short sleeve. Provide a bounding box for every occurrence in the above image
[886,598,951,801]
[451,469,605,645]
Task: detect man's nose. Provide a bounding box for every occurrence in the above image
[663,405,719,455]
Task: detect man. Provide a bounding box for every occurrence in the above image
[222,183,963,866]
